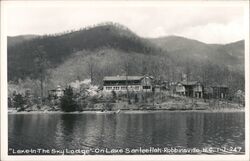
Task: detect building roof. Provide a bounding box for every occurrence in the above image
[179,81,199,86]
[211,84,228,88]
[49,85,64,91]
[103,75,152,81]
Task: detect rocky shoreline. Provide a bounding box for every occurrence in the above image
[8,101,245,114]
[8,109,245,114]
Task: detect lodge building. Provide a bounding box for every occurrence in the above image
[175,81,204,98]
[103,75,153,92]
[204,84,229,99]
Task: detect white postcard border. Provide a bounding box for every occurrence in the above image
[1,1,249,161]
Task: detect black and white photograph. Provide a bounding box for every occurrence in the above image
[1,0,249,161]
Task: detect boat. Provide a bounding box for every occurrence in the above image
[116,109,121,114]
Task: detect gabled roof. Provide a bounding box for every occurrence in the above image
[103,75,153,81]
[210,83,228,88]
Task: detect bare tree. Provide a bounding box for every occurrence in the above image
[34,45,49,104]
[87,56,96,84]
[185,60,191,84]
[121,56,133,103]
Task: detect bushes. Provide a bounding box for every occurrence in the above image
[103,102,114,111]
[60,86,79,112]
[134,94,139,103]
[111,90,117,101]
[13,93,26,110]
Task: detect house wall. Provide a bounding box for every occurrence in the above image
[175,83,204,98]
[56,90,64,97]
[49,90,64,98]
[193,85,203,98]
[141,77,152,92]
[212,87,229,99]
[103,77,153,93]
[176,84,185,94]
[176,86,185,92]
[193,85,203,92]
[103,85,142,92]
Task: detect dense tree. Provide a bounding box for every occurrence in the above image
[60,86,78,112]
[13,93,26,110]
[111,90,117,101]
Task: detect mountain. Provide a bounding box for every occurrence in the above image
[7,35,39,47]
[150,36,244,72]
[222,40,244,63]
[7,22,245,94]
[8,22,162,81]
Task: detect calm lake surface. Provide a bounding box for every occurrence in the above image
[8,112,245,155]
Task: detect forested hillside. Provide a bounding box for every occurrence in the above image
[8,22,161,81]
[7,35,39,47]
[7,22,245,97]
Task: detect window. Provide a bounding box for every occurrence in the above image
[121,87,126,90]
[143,86,151,89]
[114,86,120,90]
[134,86,140,90]
[106,87,112,90]
[112,86,120,90]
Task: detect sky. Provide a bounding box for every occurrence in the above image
[5,2,246,44]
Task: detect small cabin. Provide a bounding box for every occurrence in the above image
[204,84,229,99]
[211,85,229,99]
[176,81,203,98]
[48,85,64,98]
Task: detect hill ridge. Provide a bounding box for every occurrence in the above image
[7,23,244,94]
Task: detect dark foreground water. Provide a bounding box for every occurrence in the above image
[8,112,245,155]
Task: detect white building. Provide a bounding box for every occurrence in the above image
[103,75,153,93]
[48,85,64,98]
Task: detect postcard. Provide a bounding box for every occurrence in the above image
[1,0,249,161]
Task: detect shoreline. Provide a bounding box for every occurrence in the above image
[8,108,245,114]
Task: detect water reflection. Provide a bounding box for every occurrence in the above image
[8,112,245,154]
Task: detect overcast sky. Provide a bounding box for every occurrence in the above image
[5,3,246,44]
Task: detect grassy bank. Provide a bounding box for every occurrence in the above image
[8,95,244,113]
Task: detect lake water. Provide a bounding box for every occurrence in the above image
[8,111,245,155]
